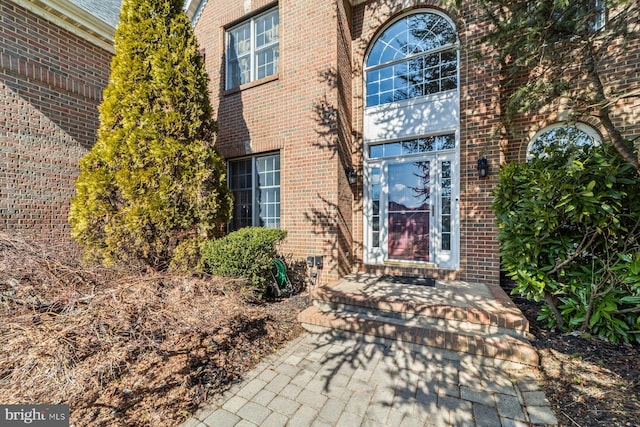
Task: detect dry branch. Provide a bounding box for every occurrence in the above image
[0,232,306,426]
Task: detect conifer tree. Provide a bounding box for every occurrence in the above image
[69,0,232,269]
[480,0,639,169]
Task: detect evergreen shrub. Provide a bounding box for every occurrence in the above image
[69,0,232,270]
[201,228,287,298]
[493,142,640,343]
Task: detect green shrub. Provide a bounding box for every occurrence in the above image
[492,142,640,344]
[201,228,287,297]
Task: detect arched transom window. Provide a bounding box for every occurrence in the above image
[365,12,458,107]
[363,11,460,270]
[527,122,601,159]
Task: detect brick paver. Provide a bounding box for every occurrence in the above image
[181,333,558,426]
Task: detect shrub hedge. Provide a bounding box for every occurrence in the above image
[201,227,287,298]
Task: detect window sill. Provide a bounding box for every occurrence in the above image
[224,74,279,96]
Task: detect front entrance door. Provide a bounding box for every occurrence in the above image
[387,161,431,262]
[362,9,460,271]
[365,149,457,269]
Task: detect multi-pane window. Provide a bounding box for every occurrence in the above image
[590,0,606,31]
[371,168,381,248]
[526,0,606,36]
[256,155,280,228]
[369,134,456,159]
[440,161,452,251]
[527,123,600,159]
[229,153,280,230]
[365,12,458,107]
[226,8,279,89]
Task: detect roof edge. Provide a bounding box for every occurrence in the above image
[185,0,206,25]
[10,0,115,53]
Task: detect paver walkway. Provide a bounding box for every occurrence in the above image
[181,331,558,427]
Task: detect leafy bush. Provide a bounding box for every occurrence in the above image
[493,142,640,343]
[201,228,287,298]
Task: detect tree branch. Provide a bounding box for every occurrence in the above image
[584,45,639,170]
[548,229,599,275]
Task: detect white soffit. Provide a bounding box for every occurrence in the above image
[184,0,206,25]
[10,0,115,52]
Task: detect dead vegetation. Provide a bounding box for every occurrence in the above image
[515,296,640,426]
[5,231,637,427]
[0,232,308,426]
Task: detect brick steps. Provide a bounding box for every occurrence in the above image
[310,285,532,339]
[313,300,527,339]
[298,285,539,367]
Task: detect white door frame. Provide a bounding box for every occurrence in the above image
[363,148,459,269]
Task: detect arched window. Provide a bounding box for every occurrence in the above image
[527,122,601,159]
[363,10,460,270]
[365,12,458,107]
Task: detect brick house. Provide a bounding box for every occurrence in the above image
[0,0,115,241]
[191,0,499,286]
[194,0,638,287]
[2,0,637,286]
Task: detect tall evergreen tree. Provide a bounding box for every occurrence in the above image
[69,0,232,269]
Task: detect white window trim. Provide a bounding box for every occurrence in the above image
[225,7,279,90]
[363,135,460,270]
[526,122,602,160]
[363,9,460,109]
[362,9,461,270]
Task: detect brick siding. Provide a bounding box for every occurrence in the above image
[194,0,530,286]
[0,1,112,241]
[194,0,351,284]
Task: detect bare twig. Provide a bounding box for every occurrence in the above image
[562,411,583,427]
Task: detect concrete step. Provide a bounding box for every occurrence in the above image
[298,305,539,367]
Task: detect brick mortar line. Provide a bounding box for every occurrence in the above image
[311,286,529,330]
[0,51,104,101]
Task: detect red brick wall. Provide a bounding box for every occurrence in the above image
[195,0,507,285]
[335,0,355,276]
[0,1,111,241]
[457,2,502,285]
[194,0,350,283]
[194,0,636,286]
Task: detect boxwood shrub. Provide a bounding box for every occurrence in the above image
[201,227,287,298]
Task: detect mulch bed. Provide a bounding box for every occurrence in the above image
[513,295,640,427]
[0,232,309,426]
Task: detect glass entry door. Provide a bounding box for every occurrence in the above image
[365,152,457,269]
[387,161,431,262]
